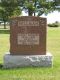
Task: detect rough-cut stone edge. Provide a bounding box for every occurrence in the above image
[3,52,53,68]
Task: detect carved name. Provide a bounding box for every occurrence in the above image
[18,21,39,26]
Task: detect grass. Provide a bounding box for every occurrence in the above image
[0,26,60,80]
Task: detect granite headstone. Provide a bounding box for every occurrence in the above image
[10,16,47,55]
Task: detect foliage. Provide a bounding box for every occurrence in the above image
[0,0,21,28]
[18,0,60,16]
[1,0,21,17]
[0,7,9,29]
[24,0,35,16]
[48,21,59,27]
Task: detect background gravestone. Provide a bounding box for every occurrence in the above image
[10,16,47,55]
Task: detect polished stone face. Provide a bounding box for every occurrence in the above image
[10,16,47,55]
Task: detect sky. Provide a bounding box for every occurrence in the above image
[22,11,60,23]
[41,11,60,23]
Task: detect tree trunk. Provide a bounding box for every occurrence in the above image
[4,21,6,29]
[28,9,33,16]
[34,0,36,16]
[34,12,35,16]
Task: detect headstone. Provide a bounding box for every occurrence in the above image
[3,16,53,68]
[10,16,47,55]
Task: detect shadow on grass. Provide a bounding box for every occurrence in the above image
[0,64,3,69]
[0,29,10,34]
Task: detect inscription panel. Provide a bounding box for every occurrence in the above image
[18,34,39,45]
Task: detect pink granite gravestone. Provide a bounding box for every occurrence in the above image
[10,16,47,55]
[4,16,53,68]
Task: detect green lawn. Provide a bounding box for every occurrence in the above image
[0,27,60,80]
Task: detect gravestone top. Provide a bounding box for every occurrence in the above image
[10,16,47,55]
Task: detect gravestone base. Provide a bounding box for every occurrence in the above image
[3,52,53,68]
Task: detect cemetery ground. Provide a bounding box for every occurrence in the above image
[0,26,60,80]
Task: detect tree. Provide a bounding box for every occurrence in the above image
[18,0,60,16]
[24,0,35,16]
[0,0,21,29]
[0,7,8,29]
[54,0,60,11]
[18,0,37,16]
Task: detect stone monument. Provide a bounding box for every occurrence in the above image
[3,16,53,68]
